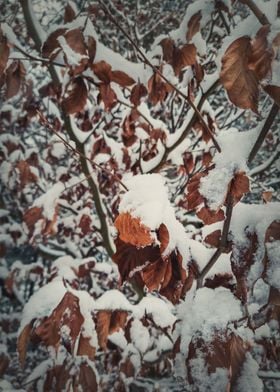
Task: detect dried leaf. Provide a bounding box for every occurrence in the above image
[78,362,98,391]
[263,84,280,107]
[113,237,161,284]
[16,160,38,188]
[64,3,76,23]
[18,323,32,366]
[220,37,259,112]
[96,310,111,350]
[230,171,250,204]
[23,206,43,232]
[111,70,135,87]
[148,72,168,105]
[262,191,273,203]
[99,83,117,111]
[92,60,112,83]
[114,212,154,247]
[197,206,225,225]
[77,335,96,360]
[87,36,96,63]
[249,25,273,81]
[5,61,26,99]
[63,28,87,56]
[42,28,66,58]
[34,292,84,353]
[130,83,147,106]
[158,223,170,254]
[62,76,87,114]
[186,11,202,42]
[0,35,9,77]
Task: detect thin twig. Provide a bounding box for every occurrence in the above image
[248,103,279,163]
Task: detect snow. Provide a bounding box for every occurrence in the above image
[135,296,176,329]
[188,357,229,391]
[34,181,64,219]
[19,280,67,333]
[130,319,150,353]
[179,287,243,355]
[235,353,263,392]
[95,289,134,312]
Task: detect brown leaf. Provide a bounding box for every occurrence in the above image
[111,70,135,87]
[99,83,117,111]
[220,37,259,112]
[177,44,197,71]
[63,28,87,57]
[113,237,161,284]
[186,11,202,42]
[204,229,221,249]
[130,83,147,106]
[77,335,96,360]
[23,206,43,232]
[160,38,175,63]
[96,310,111,350]
[0,352,9,377]
[87,36,96,63]
[16,160,38,188]
[263,85,280,107]
[64,3,76,23]
[18,323,32,367]
[197,206,225,225]
[114,212,154,247]
[78,214,92,235]
[34,292,84,353]
[141,258,170,291]
[62,76,87,114]
[92,60,112,83]
[230,171,250,205]
[5,61,26,99]
[0,35,9,77]
[249,25,273,81]
[262,191,273,203]
[148,72,168,105]
[78,362,98,391]
[158,223,170,254]
[42,28,67,58]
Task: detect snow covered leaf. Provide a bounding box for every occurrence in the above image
[91,60,112,83]
[62,76,87,114]
[23,206,43,233]
[5,60,25,99]
[42,28,66,58]
[99,83,117,111]
[263,220,280,290]
[160,39,196,75]
[63,28,87,57]
[0,34,9,77]
[114,212,154,247]
[96,310,128,350]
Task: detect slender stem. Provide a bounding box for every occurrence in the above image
[248,103,279,163]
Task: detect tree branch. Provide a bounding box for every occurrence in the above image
[240,0,270,25]
[20,0,115,258]
[248,103,279,163]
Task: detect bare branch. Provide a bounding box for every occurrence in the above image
[239,0,270,25]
